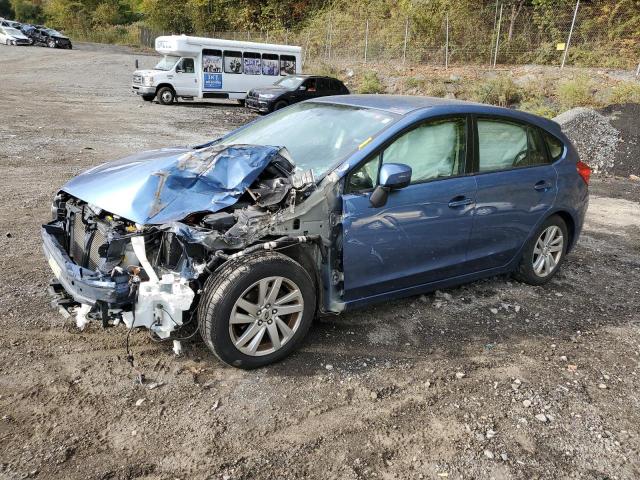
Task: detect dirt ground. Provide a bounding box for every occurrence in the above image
[1,43,640,480]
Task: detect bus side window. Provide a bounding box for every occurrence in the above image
[262,53,279,75]
[280,55,296,75]
[224,50,242,74]
[243,52,261,75]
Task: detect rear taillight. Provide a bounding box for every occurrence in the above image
[576,160,591,185]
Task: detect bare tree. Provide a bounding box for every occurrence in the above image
[507,0,526,41]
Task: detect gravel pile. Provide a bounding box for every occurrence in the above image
[554,107,621,175]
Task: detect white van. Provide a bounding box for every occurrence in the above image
[132,35,302,105]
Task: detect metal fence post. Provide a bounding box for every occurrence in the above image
[402,17,409,65]
[636,62,640,77]
[303,30,311,68]
[445,12,449,69]
[561,0,580,69]
[489,0,499,64]
[364,18,369,64]
[493,3,503,68]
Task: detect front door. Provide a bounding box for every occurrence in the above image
[172,58,199,97]
[466,118,558,271]
[341,116,477,302]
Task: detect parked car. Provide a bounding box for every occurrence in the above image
[0,18,22,29]
[0,25,31,45]
[246,75,349,113]
[24,27,72,49]
[42,96,590,369]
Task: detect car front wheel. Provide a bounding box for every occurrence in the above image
[198,252,316,369]
[514,215,568,285]
[47,39,56,48]
[273,100,288,111]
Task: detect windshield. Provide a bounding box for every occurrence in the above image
[274,76,305,90]
[154,55,180,71]
[219,102,398,178]
[5,28,22,36]
[45,29,62,36]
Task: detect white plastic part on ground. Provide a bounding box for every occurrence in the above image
[75,304,92,330]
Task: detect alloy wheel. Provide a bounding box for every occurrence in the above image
[532,225,564,277]
[229,276,304,356]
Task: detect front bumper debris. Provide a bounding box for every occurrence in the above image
[41,223,131,307]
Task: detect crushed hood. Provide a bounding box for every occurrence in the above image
[62,144,284,225]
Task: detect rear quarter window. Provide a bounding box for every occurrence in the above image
[543,132,565,161]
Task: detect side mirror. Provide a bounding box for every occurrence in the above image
[369,163,412,208]
[298,85,306,91]
[175,67,183,73]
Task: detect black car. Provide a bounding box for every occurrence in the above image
[246,75,349,113]
[23,26,72,49]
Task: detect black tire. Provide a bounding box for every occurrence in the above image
[47,39,56,48]
[157,86,175,105]
[237,99,246,107]
[198,252,316,369]
[272,100,288,111]
[141,94,155,102]
[513,215,568,286]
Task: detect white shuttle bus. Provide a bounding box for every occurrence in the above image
[132,34,302,105]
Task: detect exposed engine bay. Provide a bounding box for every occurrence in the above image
[42,144,345,343]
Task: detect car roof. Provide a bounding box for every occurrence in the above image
[287,74,341,81]
[312,94,561,134]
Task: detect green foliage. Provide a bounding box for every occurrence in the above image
[556,76,597,110]
[0,0,14,18]
[609,82,640,105]
[10,0,44,23]
[358,71,386,94]
[471,76,522,107]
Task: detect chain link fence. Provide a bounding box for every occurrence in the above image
[138,2,639,72]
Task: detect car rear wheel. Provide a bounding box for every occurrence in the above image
[273,100,288,111]
[513,215,568,285]
[47,39,56,48]
[198,252,316,369]
[157,87,175,105]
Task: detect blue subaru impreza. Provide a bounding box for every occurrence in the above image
[43,95,590,368]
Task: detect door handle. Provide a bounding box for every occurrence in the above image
[534,180,550,191]
[448,196,473,208]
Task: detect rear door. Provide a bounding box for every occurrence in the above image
[341,116,477,301]
[466,117,557,271]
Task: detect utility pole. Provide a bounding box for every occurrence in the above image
[493,3,503,68]
[561,0,580,69]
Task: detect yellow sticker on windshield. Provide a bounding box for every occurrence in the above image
[359,137,372,150]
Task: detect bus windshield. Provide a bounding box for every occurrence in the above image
[154,55,180,71]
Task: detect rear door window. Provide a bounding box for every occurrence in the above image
[477,119,551,172]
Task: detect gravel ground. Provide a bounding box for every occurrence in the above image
[1,43,640,480]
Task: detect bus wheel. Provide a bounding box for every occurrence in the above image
[157,87,175,105]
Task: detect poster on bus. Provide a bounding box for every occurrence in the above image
[243,57,261,75]
[203,53,222,89]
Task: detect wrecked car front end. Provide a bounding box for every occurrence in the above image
[43,142,339,341]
